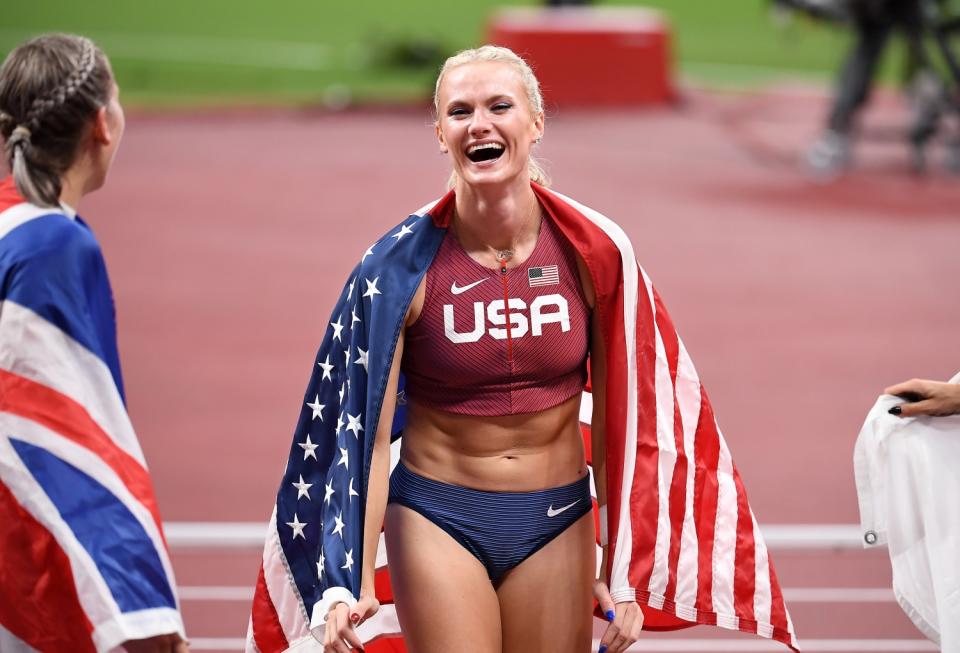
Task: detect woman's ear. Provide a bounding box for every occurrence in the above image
[91,106,113,146]
[435,121,448,154]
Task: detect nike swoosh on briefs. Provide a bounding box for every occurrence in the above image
[546,499,581,518]
[450,279,487,295]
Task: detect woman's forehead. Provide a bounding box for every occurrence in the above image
[439,62,524,102]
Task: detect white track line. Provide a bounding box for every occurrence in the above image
[163,522,869,549]
[184,638,937,652]
[178,586,252,601]
[164,522,870,549]
[166,522,266,547]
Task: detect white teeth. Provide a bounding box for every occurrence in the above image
[468,143,504,154]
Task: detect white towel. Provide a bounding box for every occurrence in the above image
[854,374,960,652]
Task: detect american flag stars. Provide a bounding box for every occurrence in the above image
[306,395,325,421]
[286,513,307,540]
[391,223,414,241]
[330,316,344,342]
[299,434,318,461]
[354,347,368,372]
[318,355,334,382]
[362,277,381,300]
[259,214,436,639]
[346,413,363,437]
[292,475,313,500]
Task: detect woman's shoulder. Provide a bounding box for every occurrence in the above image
[0,205,102,273]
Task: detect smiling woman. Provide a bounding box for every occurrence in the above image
[434,47,548,190]
[250,45,800,653]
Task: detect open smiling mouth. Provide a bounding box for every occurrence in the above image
[466,143,505,163]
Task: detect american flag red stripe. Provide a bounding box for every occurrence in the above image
[535,186,798,648]
[247,185,798,652]
[251,562,289,653]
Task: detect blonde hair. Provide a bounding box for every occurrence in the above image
[0,34,113,207]
[433,45,549,188]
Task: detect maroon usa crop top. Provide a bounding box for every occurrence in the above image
[401,216,590,416]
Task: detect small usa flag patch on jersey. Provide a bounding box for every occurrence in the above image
[528,264,559,287]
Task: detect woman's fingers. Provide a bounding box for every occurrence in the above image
[592,580,617,622]
[885,379,960,417]
[349,594,381,628]
[600,601,644,653]
[323,603,362,652]
[883,378,927,398]
[897,399,937,417]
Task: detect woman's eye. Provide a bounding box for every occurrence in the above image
[449,108,469,117]
[492,103,511,112]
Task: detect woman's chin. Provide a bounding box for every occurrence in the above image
[457,162,524,188]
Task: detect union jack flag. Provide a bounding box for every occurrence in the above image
[0,178,185,651]
[248,185,799,652]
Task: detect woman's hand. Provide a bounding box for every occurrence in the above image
[593,580,643,653]
[122,633,188,652]
[322,594,380,652]
[885,379,960,417]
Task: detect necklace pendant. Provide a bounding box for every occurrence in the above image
[496,249,514,262]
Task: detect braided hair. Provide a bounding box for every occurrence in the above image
[0,34,112,207]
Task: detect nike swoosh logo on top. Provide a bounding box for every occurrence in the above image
[547,499,581,518]
[450,279,487,295]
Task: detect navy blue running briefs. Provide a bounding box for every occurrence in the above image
[388,461,592,581]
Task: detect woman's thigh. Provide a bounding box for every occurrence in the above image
[384,503,502,653]
[496,511,595,653]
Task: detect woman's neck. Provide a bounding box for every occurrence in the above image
[58,173,83,211]
[453,176,540,255]
[58,152,98,212]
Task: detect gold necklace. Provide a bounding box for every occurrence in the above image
[452,205,539,268]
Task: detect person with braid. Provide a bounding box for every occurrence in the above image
[0,34,189,652]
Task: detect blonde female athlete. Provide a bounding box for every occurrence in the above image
[321,46,643,653]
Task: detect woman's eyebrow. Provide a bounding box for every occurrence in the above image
[445,92,516,107]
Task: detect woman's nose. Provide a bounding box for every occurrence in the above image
[468,110,491,135]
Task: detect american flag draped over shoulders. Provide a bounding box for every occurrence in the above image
[248,185,799,652]
[0,178,185,651]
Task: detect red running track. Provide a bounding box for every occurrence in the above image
[77,84,959,651]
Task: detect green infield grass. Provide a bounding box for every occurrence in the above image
[0,1,915,107]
